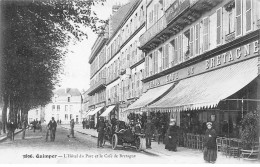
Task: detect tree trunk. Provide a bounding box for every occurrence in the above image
[2,94,8,133]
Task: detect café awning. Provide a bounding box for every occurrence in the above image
[148,58,259,112]
[100,105,116,117]
[126,82,176,112]
[83,109,93,117]
[86,107,103,116]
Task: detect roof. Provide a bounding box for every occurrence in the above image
[54,88,81,97]
[109,0,138,38]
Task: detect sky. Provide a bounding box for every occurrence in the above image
[58,0,130,93]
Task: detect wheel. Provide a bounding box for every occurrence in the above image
[136,136,143,151]
[112,134,118,150]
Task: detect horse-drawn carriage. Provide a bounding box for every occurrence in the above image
[102,120,145,151]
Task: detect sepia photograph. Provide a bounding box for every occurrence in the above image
[0,0,260,164]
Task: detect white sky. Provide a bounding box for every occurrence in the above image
[58,0,130,93]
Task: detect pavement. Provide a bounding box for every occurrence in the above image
[61,124,260,164]
[0,129,23,142]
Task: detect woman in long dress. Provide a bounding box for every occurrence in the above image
[203,122,217,163]
[165,119,179,151]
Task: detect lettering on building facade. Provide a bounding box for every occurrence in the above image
[146,40,259,89]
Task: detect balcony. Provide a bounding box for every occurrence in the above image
[87,78,106,95]
[225,31,235,43]
[139,15,167,48]
[139,0,223,53]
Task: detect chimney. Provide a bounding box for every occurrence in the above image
[65,88,70,94]
[112,4,121,15]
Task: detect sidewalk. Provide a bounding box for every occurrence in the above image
[0,129,23,142]
[61,124,259,164]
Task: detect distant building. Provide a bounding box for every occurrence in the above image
[28,106,45,123]
[44,88,82,124]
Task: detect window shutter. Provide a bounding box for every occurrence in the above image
[203,17,209,52]
[162,46,165,70]
[189,27,194,57]
[178,34,183,63]
[235,0,242,37]
[154,50,158,73]
[174,37,178,65]
[216,8,222,45]
[245,0,252,32]
[165,44,169,69]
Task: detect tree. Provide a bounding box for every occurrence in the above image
[0,0,106,132]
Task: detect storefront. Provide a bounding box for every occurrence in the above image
[125,31,260,142]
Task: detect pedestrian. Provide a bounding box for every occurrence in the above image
[22,120,27,139]
[203,122,217,163]
[60,120,62,125]
[82,119,85,129]
[33,119,36,132]
[0,121,3,135]
[45,123,50,142]
[48,117,57,142]
[96,117,106,148]
[67,119,75,138]
[9,121,16,141]
[144,118,155,149]
[165,119,179,151]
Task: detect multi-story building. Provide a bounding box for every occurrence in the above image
[87,25,109,127]
[105,0,146,122]
[45,88,82,124]
[127,0,260,139]
[82,90,89,120]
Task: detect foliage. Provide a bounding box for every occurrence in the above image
[241,111,259,149]
[0,0,106,125]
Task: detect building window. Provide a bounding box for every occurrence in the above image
[52,105,55,111]
[65,105,68,112]
[57,105,60,111]
[68,97,70,102]
[65,114,68,120]
[70,114,73,120]
[183,29,191,61]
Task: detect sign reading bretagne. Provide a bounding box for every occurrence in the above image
[146,40,259,89]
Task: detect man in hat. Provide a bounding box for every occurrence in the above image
[96,117,106,148]
[144,118,155,149]
[48,117,57,142]
[165,119,179,151]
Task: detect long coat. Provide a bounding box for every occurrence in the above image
[204,128,217,149]
[165,125,179,150]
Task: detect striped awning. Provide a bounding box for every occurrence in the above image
[100,105,115,117]
[148,58,259,112]
[126,82,176,112]
[86,107,103,116]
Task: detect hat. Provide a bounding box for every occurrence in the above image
[206,122,212,126]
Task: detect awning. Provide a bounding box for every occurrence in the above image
[83,109,93,117]
[149,58,259,112]
[86,107,103,116]
[100,105,116,117]
[126,82,176,112]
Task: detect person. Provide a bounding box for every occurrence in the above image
[90,117,94,129]
[22,120,27,139]
[203,122,217,163]
[165,119,179,151]
[32,119,37,132]
[82,119,85,129]
[96,117,106,148]
[0,121,2,135]
[144,118,155,149]
[45,123,50,142]
[86,119,89,129]
[60,120,62,125]
[67,119,75,138]
[48,117,57,142]
[9,121,16,141]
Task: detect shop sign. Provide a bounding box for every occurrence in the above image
[165,0,190,24]
[146,40,259,89]
[205,41,259,70]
